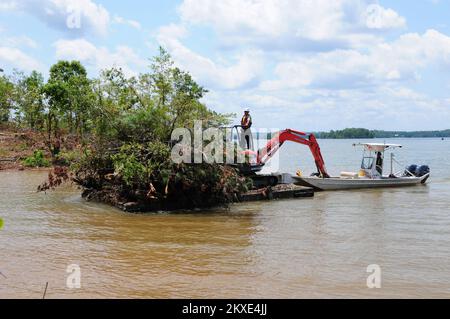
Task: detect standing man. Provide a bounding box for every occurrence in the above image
[241,108,253,149]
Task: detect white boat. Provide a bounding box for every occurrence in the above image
[293,143,430,191]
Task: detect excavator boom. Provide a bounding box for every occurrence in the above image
[255,129,330,178]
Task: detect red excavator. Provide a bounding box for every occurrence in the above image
[224,126,329,186]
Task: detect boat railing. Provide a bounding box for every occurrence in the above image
[390,153,414,177]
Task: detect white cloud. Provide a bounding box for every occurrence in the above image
[155,1,450,130]
[260,29,450,91]
[179,0,343,39]
[194,27,450,130]
[114,16,142,30]
[202,81,450,131]
[2,36,38,49]
[0,46,43,71]
[54,38,147,76]
[365,4,406,30]
[178,0,406,49]
[157,25,264,90]
[158,23,188,40]
[0,0,440,131]
[0,1,17,11]
[1,0,110,36]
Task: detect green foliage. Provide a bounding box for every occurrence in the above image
[23,150,50,168]
[2,47,249,210]
[2,48,231,141]
[0,75,14,122]
[54,149,83,167]
[14,71,45,129]
[318,128,376,139]
[371,129,450,138]
[43,60,93,137]
[99,140,249,207]
[317,128,450,139]
[111,144,150,186]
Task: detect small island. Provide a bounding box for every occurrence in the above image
[1,48,257,211]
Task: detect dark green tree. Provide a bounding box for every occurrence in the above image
[43,60,91,137]
[15,71,45,129]
[0,75,14,123]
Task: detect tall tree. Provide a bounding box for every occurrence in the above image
[15,71,45,129]
[43,61,91,137]
[150,47,174,108]
[0,75,14,123]
[148,47,228,140]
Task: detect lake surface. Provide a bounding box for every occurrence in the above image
[1,138,450,298]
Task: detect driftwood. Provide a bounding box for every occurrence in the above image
[42,282,49,299]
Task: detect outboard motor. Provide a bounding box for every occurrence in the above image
[405,164,418,177]
[416,165,430,177]
[404,164,430,177]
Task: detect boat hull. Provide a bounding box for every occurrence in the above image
[293,174,430,191]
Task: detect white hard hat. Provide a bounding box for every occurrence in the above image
[244,108,250,112]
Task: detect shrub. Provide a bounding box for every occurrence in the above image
[53,150,83,167]
[22,150,50,168]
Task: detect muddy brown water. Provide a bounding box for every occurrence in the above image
[1,138,450,298]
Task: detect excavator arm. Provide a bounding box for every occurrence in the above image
[255,129,330,178]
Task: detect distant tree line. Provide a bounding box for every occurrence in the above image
[372,130,450,138]
[316,128,375,139]
[316,128,450,139]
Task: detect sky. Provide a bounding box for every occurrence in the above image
[1,0,450,131]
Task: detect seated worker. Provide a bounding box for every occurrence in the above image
[375,151,383,175]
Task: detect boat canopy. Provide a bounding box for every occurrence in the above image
[353,143,402,152]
